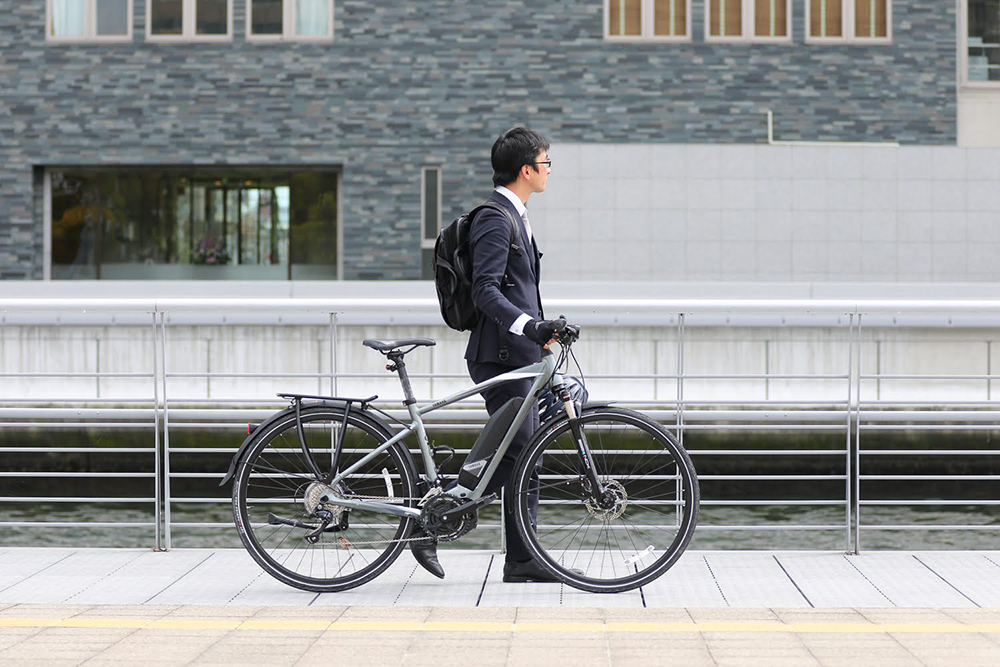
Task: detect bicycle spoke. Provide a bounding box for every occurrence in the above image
[235,409,415,591]
[515,408,698,592]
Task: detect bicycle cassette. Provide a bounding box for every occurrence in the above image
[304,481,348,525]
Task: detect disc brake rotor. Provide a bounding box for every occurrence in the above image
[585,479,628,521]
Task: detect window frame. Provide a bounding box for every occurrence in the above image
[804,0,892,45]
[604,0,693,42]
[961,0,1000,88]
[704,0,793,43]
[46,0,134,43]
[246,0,335,42]
[146,0,233,43]
[45,165,342,281]
[420,166,442,251]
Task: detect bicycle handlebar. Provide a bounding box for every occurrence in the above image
[550,316,580,345]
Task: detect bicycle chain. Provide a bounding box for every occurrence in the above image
[318,487,442,548]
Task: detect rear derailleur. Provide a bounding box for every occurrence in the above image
[268,481,351,544]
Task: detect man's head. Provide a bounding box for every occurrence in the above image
[491,127,551,195]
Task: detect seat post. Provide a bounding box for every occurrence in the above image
[389,352,417,406]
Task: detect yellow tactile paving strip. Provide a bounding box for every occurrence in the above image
[2,617,1000,634]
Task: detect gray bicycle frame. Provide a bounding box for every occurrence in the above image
[320,352,561,520]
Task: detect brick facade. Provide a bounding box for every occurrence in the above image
[0,1,957,280]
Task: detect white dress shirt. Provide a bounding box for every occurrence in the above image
[493,186,534,336]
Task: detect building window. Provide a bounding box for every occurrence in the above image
[968,0,1000,82]
[49,168,338,280]
[606,0,690,40]
[807,0,890,42]
[706,0,790,40]
[420,167,441,280]
[148,0,231,40]
[47,0,132,42]
[247,0,334,41]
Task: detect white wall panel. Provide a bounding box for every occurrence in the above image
[530,144,1000,283]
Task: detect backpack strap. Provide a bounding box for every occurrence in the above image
[469,202,522,363]
[469,202,521,255]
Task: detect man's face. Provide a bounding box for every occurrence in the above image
[526,149,551,194]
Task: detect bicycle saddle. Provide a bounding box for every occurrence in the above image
[362,338,436,352]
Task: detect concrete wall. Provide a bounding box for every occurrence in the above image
[0,0,958,280]
[532,144,1000,282]
[3,322,998,406]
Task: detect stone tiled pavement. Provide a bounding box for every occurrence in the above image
[1,604,999,666]
[0,549,999,665]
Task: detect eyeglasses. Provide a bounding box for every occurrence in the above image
[531,160,552,168]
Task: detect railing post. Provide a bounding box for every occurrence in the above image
[151,311,162,551]
[676,313,685,446]
[500,488,506,555]
[764,339,770,401]
[845,312,853,554]
[653,338,660,401]
[329,312,339,397]
[329,312,340,474]
[853,313,863,555]
[160,311,172,550]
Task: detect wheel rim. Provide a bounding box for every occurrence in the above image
[518,411,697,588]
[235,411,414,588]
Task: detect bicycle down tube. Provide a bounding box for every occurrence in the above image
[321,355,556,515]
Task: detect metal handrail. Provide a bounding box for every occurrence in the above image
[2,298,999,554]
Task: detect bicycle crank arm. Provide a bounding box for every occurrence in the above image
[440,493,497,525]
[317,491,422,519]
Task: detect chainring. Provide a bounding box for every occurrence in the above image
[420,494,477,542]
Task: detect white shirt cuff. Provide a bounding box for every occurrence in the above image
[509,313,533,336]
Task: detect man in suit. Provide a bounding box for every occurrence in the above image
[412,126,566,582]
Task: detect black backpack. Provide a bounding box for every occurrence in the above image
[433,202,520,331]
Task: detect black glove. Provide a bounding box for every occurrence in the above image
[523,318,557,345]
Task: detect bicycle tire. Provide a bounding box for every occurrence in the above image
[510,406,699,593]
[232,406,418,592]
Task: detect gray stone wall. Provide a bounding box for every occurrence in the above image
[0,0,957,280]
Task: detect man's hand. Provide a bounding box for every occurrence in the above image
[523,319,559,346]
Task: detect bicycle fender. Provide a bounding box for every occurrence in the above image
[218,403,399,487]
[219,405,299,487]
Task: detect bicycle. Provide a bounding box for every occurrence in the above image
[220,319,699,593]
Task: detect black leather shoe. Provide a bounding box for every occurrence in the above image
[502,559,583,583]
[409,528,444,579]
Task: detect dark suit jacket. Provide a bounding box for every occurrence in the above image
[464,191,544,367]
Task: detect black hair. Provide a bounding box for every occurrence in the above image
[490,126,550,188]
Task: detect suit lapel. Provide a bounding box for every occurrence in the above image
[490,193,537,282]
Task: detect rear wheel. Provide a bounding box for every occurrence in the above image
[232,406,418,592]
[511,406,699,593]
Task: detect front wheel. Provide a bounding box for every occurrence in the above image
[511,406,699,593]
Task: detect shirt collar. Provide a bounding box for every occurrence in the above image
[494,186,526,218]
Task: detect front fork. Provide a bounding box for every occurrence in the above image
[553,377,607,505]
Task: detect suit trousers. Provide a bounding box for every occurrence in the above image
[466,359,541,563]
